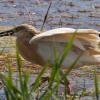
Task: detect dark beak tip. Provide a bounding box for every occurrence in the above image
[0,30,14,37]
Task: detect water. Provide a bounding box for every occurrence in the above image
[0,0,100,30]
[0,0,100,99]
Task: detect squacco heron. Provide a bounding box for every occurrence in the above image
[0,24,100,94]
[0,24,100,67]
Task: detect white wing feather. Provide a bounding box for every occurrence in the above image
[30,28,100,42]
[30,28,100,51]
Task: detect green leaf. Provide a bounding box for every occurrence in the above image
[93,67,99,100]
[59,30,77,66]
[30,63,49,93]
[63,52,82,78]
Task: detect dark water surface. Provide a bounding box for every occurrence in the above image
[0,0,100,30]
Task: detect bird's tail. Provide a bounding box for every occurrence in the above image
[93,55,100,64]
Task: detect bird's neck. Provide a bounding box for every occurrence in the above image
[16,37,31,59]
[16,38,45,65]
[16,37,30,46]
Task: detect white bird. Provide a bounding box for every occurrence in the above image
[0,24,100,68]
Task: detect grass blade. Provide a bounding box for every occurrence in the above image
[39,90,48,100]
[2,80,16,100]
[39,90,52,100]
[93,67,99,100]
[47,31,78,94]
[7,63,13,86]
[23,71,30,99]
[4,87,11,100]
[63,52,82,77]
[30,63,49,93]
[41,2,52,31]
[16,45,25,99]
[59,31,77,66]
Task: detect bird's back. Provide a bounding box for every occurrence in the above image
[30,28,100,67]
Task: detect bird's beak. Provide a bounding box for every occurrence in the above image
[0,29,14,37]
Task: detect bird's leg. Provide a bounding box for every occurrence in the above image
[38,71,72,95]
[60,70,72,95]
[40,76,49,85]
[30,76,49,87]
[64,78,72,95]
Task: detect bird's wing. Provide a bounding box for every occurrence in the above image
[30,28,100,41]
[77,34,100,55]
[30,28,100,51]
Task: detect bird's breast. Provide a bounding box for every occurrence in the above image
[16,38,100,67]
[37,41,80,67]
[37,41,100,67]
[16,38,45,65]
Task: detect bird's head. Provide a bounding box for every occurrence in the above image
[0,24,39,39]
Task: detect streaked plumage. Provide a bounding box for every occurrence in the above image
[0,24,100,68]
